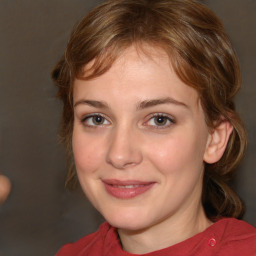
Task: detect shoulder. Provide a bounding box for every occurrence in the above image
[56,222,112,256]
[218,218,256,238]
[215,218,256,255]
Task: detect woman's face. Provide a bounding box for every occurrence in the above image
[72,46,211,231]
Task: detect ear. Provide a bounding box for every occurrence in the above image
[203,120,233,164]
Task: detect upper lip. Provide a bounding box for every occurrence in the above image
[102,179,155,186]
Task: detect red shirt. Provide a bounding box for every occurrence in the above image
[56,218,256,256]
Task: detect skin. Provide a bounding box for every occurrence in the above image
[0,175,11,204]
[72,46,230,254]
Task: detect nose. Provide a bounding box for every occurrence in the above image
[106,126,143,169]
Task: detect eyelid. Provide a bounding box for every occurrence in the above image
[81,113,111,127]
[143,113,176,128]
[81,112,105,121]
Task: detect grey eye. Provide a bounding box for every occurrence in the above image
[83,114,110,126]
[154,116,168,126]
[92,115,105,125]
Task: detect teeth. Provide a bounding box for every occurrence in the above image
[113,184,142,188]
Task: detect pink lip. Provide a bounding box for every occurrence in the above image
[102,179,156,199]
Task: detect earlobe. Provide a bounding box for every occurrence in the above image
[203,120,233,164]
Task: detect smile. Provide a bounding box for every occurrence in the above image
[102,179,156,199]
[112,184,143,188]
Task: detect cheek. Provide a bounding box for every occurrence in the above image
[145,133,204,176]
[72,130,104,174]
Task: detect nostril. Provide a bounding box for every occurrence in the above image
[106,128,143,169]
[106,155,136,170]
[106,145,143,169]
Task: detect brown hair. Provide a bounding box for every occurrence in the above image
[52,0,247,220]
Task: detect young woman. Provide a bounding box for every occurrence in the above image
[52,0,256,255]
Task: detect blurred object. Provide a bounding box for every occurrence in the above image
[0,174,11,204]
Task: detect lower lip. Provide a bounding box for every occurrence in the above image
[103,182,155,199]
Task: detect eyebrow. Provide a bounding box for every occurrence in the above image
[74,100,109,108]
[73,97,188,110]
[137,97,188,110]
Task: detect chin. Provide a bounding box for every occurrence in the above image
[102,208,152,231]
[109,219,148,231]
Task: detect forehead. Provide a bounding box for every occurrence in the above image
[73,45,200,110]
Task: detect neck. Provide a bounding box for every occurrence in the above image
[118,204,212,254]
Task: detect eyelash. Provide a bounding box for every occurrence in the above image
[81,113,110,127]
[145,113,175,129]
[80,113,175,129]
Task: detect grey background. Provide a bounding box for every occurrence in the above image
[0,0,255,255]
